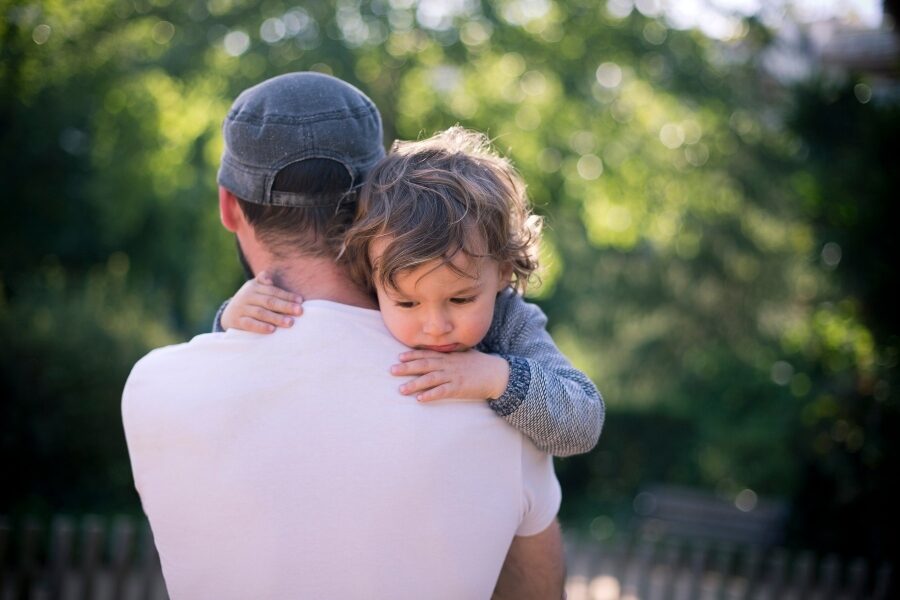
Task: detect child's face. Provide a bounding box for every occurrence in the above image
[369,238,509,352]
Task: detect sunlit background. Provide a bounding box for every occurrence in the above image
[2,0,898,594]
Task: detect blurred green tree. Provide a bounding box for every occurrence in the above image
[1,0,896,564]
[783,80,899,561]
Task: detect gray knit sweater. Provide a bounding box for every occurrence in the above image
[213,288,604,457]
[477,288,604,457]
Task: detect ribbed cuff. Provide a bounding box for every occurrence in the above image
[488,355,530,416]
[212,299,230,333]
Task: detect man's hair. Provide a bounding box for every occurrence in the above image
[341,126,542,293]
[235,158,356,259]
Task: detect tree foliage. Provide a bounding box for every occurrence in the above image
[1,0,896,562]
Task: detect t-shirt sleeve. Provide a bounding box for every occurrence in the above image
[121,352,163,498]
[516,439,562,536]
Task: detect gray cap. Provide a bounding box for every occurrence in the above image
[217,72,385,207]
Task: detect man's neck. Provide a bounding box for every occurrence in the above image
[262,256,377,310]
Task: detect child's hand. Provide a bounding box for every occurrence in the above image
[220,271,303,334]
[390,349,510,402]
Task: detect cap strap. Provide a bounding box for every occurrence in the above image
[269,191,342,207]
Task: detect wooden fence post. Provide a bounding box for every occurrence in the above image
[754,547,788,600]
[702,542,733,600]
[845,557,868,599]
[671,539,700,600]
[111,515,136,600]
[618,536,650,600]
[697,543,726,600]
[647,538,681,600]
[634,536,656,600]
[591,537,626,600]
[818,553,841,597]
[138,522,163,600]
[873,562,893,600]
[48,515,75,600]
[17,518,42,600]
[739,545,762,599]
[562,536,591,600]
[716,542,746,600]
[690,539,711,600]
[79,515,104,600]
[791,550,815,598]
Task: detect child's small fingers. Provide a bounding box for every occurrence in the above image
[399,349,442,362]
[237,316,277,334]
[255,293,303,316]
[390,361,428,376]
[256,284,303,304]
[395,358,445,375]
[399,372,446,395]
[417,383,455,403]
[248,306,295,328]
[391,361,432,376]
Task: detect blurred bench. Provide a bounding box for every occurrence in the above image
[632,484,788,546]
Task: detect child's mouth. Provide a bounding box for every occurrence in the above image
[419,344,462,353]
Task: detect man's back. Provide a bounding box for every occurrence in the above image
[123,300,560,599]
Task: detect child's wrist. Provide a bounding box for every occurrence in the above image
[486,354,510,399]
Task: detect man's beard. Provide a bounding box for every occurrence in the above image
[235,237,254,280]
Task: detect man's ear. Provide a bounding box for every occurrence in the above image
[219,186,243,232]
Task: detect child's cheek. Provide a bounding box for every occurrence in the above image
[384,309,417,347]
[466,303,496,347]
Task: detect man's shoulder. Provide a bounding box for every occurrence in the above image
[122,333,218,420]
[127,332,222,380]
[122,303,399,419]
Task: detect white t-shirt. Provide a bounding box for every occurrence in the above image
[123,300,561,600]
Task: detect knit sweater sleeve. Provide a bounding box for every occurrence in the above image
[211,299,230,333]
[479,289,605,457]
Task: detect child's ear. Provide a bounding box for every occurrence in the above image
[497,262,514,292]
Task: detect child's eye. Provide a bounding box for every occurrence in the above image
[450,296,476,305]
[395,301,416,308]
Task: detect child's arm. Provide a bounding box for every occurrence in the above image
[484,291,604,456]
[395,290,604,457]
[212,272,303,333]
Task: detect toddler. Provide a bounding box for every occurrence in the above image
[216,127,604,457]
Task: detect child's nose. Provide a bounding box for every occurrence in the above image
[423,313,453,336]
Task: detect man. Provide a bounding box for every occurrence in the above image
[122,72,564,599]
